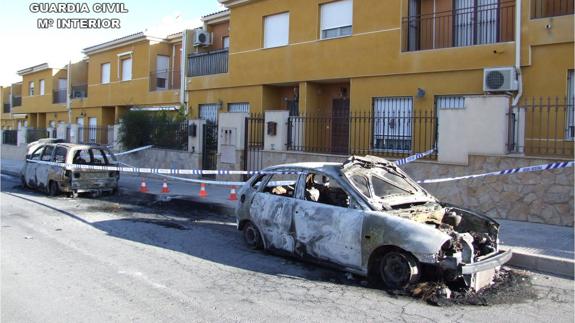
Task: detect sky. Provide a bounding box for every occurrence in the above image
[0,0,225,85]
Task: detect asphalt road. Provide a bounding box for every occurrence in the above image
[1,174,574,323]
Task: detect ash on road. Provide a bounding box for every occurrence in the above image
[1,175,573,322]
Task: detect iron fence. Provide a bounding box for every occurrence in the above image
[402,1,515,52]
[26,128,49,143]
[149,69,181,91]
[287,111,437,159]
[77,127,110,145]
[71,84,88,98]
[188,49,229,77]
[532,0,574,18]
[12,96,21,107]
[3,103,10,113]
[507,97,574,158]
[53,89,67,104]
[2,130,17,145]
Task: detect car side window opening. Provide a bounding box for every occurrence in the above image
[53,147,67,163]
[91,149,108,165]
[73,149,91,164]
[304,173,351,208]
[41,146,55,161]
[30,146,45,160]
[263,173,299,197]
[251,175,266,190]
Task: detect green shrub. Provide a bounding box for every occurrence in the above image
[119,109,187,150]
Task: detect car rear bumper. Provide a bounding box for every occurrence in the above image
[461,249,513,274]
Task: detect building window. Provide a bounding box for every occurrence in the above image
[101,63,111,84]
[223,36,230,49]
[320,0,353,39]
[121,57,132,81]
[436,96,466,109]
[263,12,290,48]
[373,97,413,152]
[228,102,250,113]
[567,69,574,139]
[28,81,34,96]
[39,79,45,95]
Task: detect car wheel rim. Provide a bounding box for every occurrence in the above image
[380,253,412,288]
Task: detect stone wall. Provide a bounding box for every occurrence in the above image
[116,148,201,177]
[1,144,27,160]
[260,151,574,226]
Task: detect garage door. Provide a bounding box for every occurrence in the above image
[373,97,413,152]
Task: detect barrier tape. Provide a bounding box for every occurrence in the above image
[115,145,153,156]
[417,161,574,184]
[394,149,435,166]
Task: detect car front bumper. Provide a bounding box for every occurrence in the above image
[461,249,513,275]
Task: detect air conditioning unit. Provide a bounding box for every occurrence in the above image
[194,30,212,47]
[483,67,519,92]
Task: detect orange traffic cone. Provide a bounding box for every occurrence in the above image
[161,179,170,193]
[199,183,208,198]
[228,186,238,201]
[139,178,149,193]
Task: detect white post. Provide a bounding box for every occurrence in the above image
[264,110,289,151]
[17,126,27,146]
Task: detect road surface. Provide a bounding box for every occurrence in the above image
[1,174,573,322]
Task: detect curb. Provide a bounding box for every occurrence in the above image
[501,247,575,279]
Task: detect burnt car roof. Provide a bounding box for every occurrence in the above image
[263,155,397,175]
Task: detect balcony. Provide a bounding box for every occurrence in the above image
[532,0,574,18]
[149,69,181,91]
[188,49,228,77]
[402,1,515,52]
[71,84,88,99]
[53,89,67,104]
[12,96,21,107]
[3,103,10,113]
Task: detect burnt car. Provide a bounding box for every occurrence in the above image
[21,142,119,197]
[236,155,512,291]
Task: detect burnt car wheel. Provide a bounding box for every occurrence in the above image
[378,251,420,290]
[243,222,263,250]
[48,181,60,197]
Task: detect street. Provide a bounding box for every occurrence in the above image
[1,174,573,323]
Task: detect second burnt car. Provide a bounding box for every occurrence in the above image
[236,155,512,291]
[21,141,119,197]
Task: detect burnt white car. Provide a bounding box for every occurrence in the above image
[21,142,119,197]
[236,156,512,290]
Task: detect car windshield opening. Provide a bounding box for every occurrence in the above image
[73,148,115,165]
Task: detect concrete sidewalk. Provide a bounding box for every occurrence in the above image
[2,157,573,278]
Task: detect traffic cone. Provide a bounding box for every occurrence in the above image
[199,183,208,198]
[228,186,238,201]
[161,179,170,193]
[139,178,149,193]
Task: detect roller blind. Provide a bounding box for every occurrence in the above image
[121,58,132,81]
[101,63,110,84]
[228,102,250,113]
[263,12,289,48]
[320,0,353,31]
[436,96,466,109]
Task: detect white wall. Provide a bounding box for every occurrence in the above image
[438,95,510,164]
[264,110,289,151]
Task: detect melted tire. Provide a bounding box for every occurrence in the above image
[243,222,263,250]
[377,250,421,290]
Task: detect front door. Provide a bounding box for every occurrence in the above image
[331,98,350,154]
[199,104,220,175]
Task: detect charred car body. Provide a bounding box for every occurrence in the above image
[236,155,512,291]
[21,141,119,197]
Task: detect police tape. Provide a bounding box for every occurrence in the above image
[417,160,574,184]
[394,149,434,166]
[114,145,153,156]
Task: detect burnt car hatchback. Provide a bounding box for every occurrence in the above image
[235,155,512,291]
[21,142,119,197]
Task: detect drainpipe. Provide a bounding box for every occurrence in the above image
[67,60,72,124]
[512,0,523,107]
[180,29,189,115]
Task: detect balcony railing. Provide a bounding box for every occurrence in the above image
[188,49,229,77]
[532,0,574,18]
[402,1,515,52]
[12,96,21,107]
[149,69,181,91]
[3,103,10,113]
[53,89,67,104]
[71,84,88,99]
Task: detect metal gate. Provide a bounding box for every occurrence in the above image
[202,122,218,177]
[243,114,264,179]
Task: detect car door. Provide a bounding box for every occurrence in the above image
[35,145,55,190]
[24,145,45,187]
[292,172,364,269]
[248,172,302,254]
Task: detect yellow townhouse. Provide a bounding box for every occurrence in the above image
[187,0,574,158]
[75,31,186,132]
